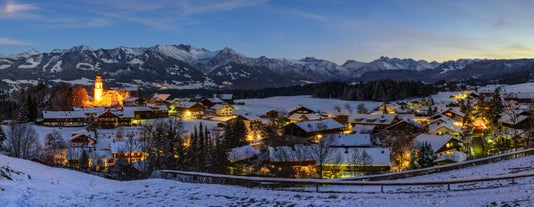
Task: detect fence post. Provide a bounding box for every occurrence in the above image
[447,183,451,191]
[381,185,384,193]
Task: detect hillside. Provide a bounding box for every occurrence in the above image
[1,154,533,206]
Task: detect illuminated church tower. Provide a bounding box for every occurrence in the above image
[94,71,103,104]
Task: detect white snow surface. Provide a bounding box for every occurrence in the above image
[1,153,533,206]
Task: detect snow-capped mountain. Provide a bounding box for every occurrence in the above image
[0,44,532,90]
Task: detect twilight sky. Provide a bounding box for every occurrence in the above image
[1,0,533,63]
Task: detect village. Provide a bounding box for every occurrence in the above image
[2,73,534,179]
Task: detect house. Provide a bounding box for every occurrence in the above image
[95,110,121,128]
[264,109,279,119]
[174,101,205,119]
[319,108,351,124]
[283,119,344,139]
[414,134,465,164]
[505,92,534,103]
[148,93,171,105]
[122,97,139,107]
[41,110,86,127]
[322,147,391,177]
[268,145,317,178]
[69,131,96,149]
[430,108,465,125]
[383,119,420,133]
[328,134,372,148]
[211,104,233,116]
[110,141,148,163]
[351,124,377,134]
[201,97,223,108]
[288,113,323,122]
[348,113,399,130]
[428,117,462,136]
[287,104,315,116]
[216,93,234,104]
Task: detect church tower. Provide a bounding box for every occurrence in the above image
[94,71,103,104]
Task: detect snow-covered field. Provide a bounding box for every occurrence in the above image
[1,154,533,207]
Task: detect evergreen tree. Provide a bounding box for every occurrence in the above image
[0,126,6,150]
[356,103,368,114]
[17,97,31,123]
[417,142,436,168]
[79,150,89,170]
[488,87,504,128]
[223,119,247,149]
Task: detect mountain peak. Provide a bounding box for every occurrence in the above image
[69,45,93,52]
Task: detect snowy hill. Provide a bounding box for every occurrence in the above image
[1,153,533,206]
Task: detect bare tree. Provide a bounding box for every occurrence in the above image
[5,123,41,159]
[311,134,336,179]
[40,130,66,166]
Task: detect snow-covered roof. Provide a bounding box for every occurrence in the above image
[234,110,260,120]
[288,113,322,121]
[287,104,316,114]
[69,130,95,142]
[414,134,457,153]
[292,119,344,133]
[72,107,106,115]
[351,124,376,134]
[499,113,530,125]
[211,104,232,110]
[205,97,223,103]
[175,101,203,108]
[434,151,467,163]
[348,113,396,125]
[319,108,351,117]
[42,110,86,119]
[324,148,390,166]
[150,93,171,101]
[218,94,233,100]
[428,118,461,134]
[122,97,139,102]
[329,134,371,147]
[227,145,260,162]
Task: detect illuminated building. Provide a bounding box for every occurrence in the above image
[92,71,130,107]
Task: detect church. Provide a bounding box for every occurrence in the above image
[92,72,130,107]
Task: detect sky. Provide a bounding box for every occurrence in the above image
[1,0,534,64]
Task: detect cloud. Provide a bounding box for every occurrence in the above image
[3,1,37,13]
[0,37,30,45]
[179,0,266,15]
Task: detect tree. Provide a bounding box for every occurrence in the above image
[79,150,89,170]
[416,141,436,168]
[72,86,89,107]
[488,87,504,128]
[356,103,368,114]
[0,126,6,150]
[41,131,66,166]
[223,119,247,149]
[311,134,336,179]
[5,123,41,159]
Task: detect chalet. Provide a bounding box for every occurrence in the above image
[328,134,372,148]
[227,145,261,175]
[287,104,315,116]
[428,117,462,136]
[69,131,96,149]
[414,134,465,164]
[351,124,377,134]
[216,93,234,104]
[174,101,205,119]
[505,92,534,103]
[319,108,351,124]
[383,119,420,133]
[322,147,391,177]
[211,104,233,116]
[268,145,316,178]
[201,97,223,108]
[110,141,148,163]
[283,119,344,138]
[264,109,279,118]
[122,97,139,107]
[148,93,171,105]
[288,113,323,122]
[348,113,399,130]
[430,108,465,125]
[96,110,122,128]
[499,111,532,129]
[41,110,86,127]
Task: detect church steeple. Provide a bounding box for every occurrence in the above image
[94,71,103,104]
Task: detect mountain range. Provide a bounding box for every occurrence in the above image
[1,44,534,91]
